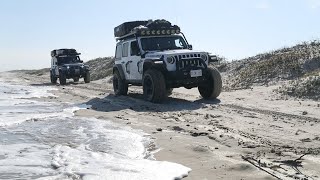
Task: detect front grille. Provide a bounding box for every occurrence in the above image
[68,67,81,75]
[174,54,205,70]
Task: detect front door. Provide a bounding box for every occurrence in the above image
[129,40,143,81]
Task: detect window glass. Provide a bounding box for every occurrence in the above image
[122,43,129,57]
[175,39,185,48]
[115,44,122,59]
[141,36,187,51]
[130,41,140,56]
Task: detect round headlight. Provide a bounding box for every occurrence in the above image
[167,30,171,34]
[151,30,156,35]
[156,30,161,35]
[171,30,176,34]
[201,54,208,61]
[166,56,175,64]
[146,31,151,35]
[141,31,146,35]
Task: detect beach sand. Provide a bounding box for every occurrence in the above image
[8,71,320,180]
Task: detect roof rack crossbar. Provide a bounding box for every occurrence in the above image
[116,32,136,41]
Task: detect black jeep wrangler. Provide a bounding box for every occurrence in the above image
[50,49,90,85]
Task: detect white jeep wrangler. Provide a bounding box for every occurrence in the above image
[113,20,222,103]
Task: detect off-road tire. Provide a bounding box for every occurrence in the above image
[198,67,222,99]
[59,71,67,85]
[143,69,167,103]
[73,77,79,82]
[113,70,128,96]
[166,88,173,96]
[50,71,57,84]
[84,72,90,83]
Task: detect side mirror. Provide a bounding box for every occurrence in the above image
[209,55,218,63]
[188,44,193,50]
[80,60,84,63]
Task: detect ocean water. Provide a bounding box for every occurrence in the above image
[0,77,191,180]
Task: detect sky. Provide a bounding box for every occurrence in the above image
[0,0,320,71]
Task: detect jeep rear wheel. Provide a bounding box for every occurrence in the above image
[84,72,90,83]
[166,88,173,96]
[143,69,167,103]
[113,70,128,96]
[198,67,222,99]
[59,71,67,85]
[50,71,57,84]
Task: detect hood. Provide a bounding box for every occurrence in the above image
[145,49,207,59]
[62,63,85,67]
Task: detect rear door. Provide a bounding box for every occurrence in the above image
[121,42,132,80]
[115,43,130,80]
[52,57,59,76]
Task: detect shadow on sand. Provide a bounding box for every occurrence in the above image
[29,82,221,112]
[86,93,221,113]
[30,82,85,87]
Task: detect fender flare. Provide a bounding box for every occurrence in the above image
[113,64,126,80]
[143,59,167,74]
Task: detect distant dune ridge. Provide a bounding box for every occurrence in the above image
[84,57,114,81]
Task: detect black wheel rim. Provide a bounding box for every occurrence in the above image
[144,75,153,99]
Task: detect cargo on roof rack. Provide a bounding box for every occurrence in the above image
[114,19,181,41]
[51,49,81,57]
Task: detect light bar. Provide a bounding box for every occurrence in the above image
[139,28,181,36]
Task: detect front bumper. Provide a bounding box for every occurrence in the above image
[65,67,88,78]
[165,68,208,88]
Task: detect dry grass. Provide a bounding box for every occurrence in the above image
[223,40,320,91]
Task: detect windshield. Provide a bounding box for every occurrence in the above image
[57,56,81,65]
[140,36,188,51]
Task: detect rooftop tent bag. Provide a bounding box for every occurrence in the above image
[51,49,78,57]
[66,49,78,55]
[114,21,149,37]
[145,19,172,29]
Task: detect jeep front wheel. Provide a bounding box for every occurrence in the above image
[143,69,167,103]
[113,70,128,96]
[198,67,222,99]
[84,72,90,83]
[59,71,67,85]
